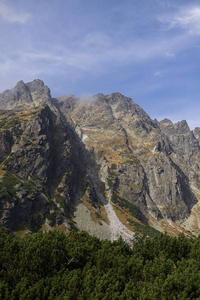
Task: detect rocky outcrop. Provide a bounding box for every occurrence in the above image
[0,130,13,162]
[159,119,199,156]
[0,103,78,230]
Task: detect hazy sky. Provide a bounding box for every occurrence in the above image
[0,0,200,128]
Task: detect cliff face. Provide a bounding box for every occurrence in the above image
[1,79,200,239]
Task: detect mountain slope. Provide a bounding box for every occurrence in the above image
[1,79,200,239]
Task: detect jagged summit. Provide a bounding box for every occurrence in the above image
[159,118,173,125]
[0,79,51,110]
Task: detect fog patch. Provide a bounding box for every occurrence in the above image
[78,94,100,105]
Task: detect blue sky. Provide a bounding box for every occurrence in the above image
[0,0,200,129]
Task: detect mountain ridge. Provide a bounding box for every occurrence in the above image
[1,79,200,239]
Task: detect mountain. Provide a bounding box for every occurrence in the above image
[1,79,200,240]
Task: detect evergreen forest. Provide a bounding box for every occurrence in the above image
[1,228,200,299]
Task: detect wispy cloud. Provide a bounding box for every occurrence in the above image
[159,5,200,35]
[23,52,63,63]
[154,71,162,76]
[81,32,111,49]
[0,29,188,83]
[0,2,31,24]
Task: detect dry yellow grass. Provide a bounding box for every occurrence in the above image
[99,205,110,225]
[129,183,140,190]
[195,192,200,201]
[148,218,192,237]
[112,203,143,235]
[52,223,68,235]
[13,228,29,237]
[104,150,139,167]
[0,166,5,177]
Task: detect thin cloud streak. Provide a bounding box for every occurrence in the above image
[0,2,31,24]
[0,27,195,90]
[18,32,189,72]
[159,5,200,35]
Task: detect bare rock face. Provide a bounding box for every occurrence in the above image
[56,93,198,224]
[159,119,199,156]
[1,79,200,238]
[0,130,13,162]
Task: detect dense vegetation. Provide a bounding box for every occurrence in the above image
[1,229,200,299]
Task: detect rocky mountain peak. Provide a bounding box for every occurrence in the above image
[159,118,173,126]
[15,80,26,89]
[159,119,190,134]
[0,79,51,110]
[176,120,190,133]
